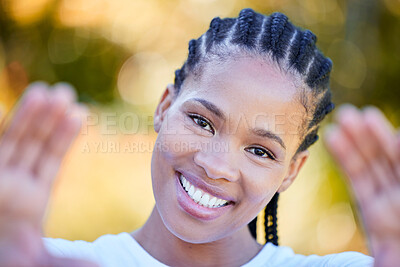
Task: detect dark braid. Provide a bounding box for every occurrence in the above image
[209,17,236,45]
[174,8,334,245]
[248,215,257,240]
[248,193,279,245]
[262,13,291,59]
[292,30,317,74]
[187,39,199,69]
[265,193,279,245]
[232,9,263,47]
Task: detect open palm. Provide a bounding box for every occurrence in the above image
[0,83,95,266]
[325,105,400,267]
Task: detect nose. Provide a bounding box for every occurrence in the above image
[193,148,240,182]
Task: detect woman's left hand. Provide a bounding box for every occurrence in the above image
[324,105,400,267]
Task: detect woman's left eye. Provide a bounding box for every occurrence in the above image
[246,147,276,160]
[189,114,214,133]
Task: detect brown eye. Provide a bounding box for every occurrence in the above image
[189,114,214,133]
[245,147,276,160]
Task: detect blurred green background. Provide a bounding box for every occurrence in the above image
[0,0,399,256]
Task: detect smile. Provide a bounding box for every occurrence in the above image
[179,174,229,208]
[175,170,234,221]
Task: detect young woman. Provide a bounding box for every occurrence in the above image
[0,8,399,267]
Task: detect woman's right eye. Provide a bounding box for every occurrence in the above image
[188,114,214,134]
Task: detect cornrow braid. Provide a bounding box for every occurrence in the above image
[265,193,279,245]
[187,39,200,69]
[262,12,291,60]
[232,9,263,47]
[291,30,317,74]
[174,8,334,245]
[247,193,280,245]
[248,215,257,240]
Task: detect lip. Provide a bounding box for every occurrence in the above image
[177,170,236,203]
[175,172,234,221]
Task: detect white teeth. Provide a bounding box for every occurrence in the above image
[199,193,210,206]
[208,197,217,208]
[188,185,195,197]
[193,190,202,203]
[179,174,229,208]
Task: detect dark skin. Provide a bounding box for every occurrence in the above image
[131,57,309,266]
[0,58,399,266]
[325,105,400,267]
[0,82,96,266]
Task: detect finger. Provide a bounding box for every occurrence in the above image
[397,130,400,156]
[363,189,400,235]
[324,124,376,205]
[363,107,397,159]
[51,82,78,103]
[363,107,400,182]
[336,105,394,190]
[369,155,397,194]
[35,105,83,188]
[0,82,48,141]
[0,82,48,134]
[335,105,376,160]
[12,85,76,172]
[0,84,48,168]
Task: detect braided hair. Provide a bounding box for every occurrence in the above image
[174,8,334,245]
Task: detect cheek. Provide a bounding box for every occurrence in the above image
[156,119,186,160]
[157,113,206,165]
[242,166,287,206]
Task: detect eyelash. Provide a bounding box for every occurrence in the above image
[188,114,215,134]
[188,113,276,161]
[245,147,276,161]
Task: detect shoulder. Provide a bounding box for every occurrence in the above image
[43,232,167,267]
[244,243,374,267]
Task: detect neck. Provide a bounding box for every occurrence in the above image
[131,206,262,267]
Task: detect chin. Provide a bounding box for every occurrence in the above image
[153,182,234,244]
[150,153,239,244]
[158,207,229,244]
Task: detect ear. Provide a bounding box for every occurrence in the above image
[277,150,309,193]
[154,84,175,133]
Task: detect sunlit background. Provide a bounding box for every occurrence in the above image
[1,0,399,257]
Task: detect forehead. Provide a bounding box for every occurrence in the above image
[176,56,306,153]
[180,56,304,118]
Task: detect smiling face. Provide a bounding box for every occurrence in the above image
[151,55,309,243]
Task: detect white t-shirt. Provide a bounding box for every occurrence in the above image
[43,232,374,267]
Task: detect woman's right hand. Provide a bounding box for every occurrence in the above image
[0,82,96,266]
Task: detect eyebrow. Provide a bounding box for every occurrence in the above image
[252,128,286,150]
[190,98,226,121]
[187,98,286,150]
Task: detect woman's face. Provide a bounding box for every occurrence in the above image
[151,55,308,243]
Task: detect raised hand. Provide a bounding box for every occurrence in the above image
[324,105,400,267]
[0,82,96,266]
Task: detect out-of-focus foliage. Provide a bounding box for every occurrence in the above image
[0,0,399,256]
[0,1,130,105]
[1,0,399,111]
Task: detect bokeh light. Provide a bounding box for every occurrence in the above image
[1,0,399,257]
